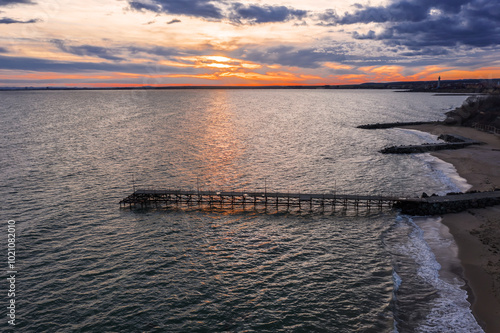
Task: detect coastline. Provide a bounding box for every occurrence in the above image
[403,123,500,332]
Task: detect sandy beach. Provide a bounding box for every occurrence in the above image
[405,124,500,332]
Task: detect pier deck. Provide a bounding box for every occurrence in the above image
[120,188,405,213]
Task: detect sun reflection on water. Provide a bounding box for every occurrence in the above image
[188,90,246,188]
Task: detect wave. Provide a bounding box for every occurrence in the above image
[414,153,472,195]
[388,216,483,332]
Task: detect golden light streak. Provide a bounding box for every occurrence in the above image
[323,62,353,70]
[204,56,232,62]
[205,63,235,69]
[177,55,262,71]
[167,74,220,80]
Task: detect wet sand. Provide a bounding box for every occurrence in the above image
[405,124,500,332]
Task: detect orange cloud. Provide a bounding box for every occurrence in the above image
[403,65,453,81]
[341,65,500,84]
[323,62,353,70]
[357,65,407,82]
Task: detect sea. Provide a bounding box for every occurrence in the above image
[0,89,485,332]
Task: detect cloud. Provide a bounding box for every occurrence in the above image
[128,0,308,24]
[0,54,192,74]
[0,17,39,24]
[166,19,181,24]
[315,9,338,26]
[0,46,8,53]
[127,45,185,58]
[335,0,470,25]
[52,41,199,63]
[0,0,36,6]
[235,45,348,69]
[129,0,223,19]
[333,0,500,50]
[229,3,307,24]
[128,1,161,13]
[52,40,124,61]
[399,47,450,57]
[50,41,206,64]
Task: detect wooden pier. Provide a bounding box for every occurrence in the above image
[119,188,500,215]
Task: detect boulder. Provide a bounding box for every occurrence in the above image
[444,114,463,125]
[457,107,471,119]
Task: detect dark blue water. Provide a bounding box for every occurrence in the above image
[0,89,483,332]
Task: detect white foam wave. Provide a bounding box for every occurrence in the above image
[396,217,484,333]
[415,153,472,195]
[394,128,440,144]
[395,127,472,194]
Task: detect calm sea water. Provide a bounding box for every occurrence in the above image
[0,89,484,332]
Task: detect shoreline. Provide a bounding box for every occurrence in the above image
[403,124,500,332]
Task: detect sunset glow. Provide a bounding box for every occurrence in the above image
[0,0,499,87]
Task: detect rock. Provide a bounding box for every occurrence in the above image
[444,114,463,125]
[457,107,471,119]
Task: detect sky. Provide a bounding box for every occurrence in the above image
[0,0,499,87]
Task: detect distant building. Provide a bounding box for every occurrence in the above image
[437,76,441,88]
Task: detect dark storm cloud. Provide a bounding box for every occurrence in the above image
[335,0,470,25]
[128,0,307,23]
[129,0,223,19]
[52,40,124,61]
[0,17,38,24]
[229,3,307,24]
[322,0,500,50]
[0,0,36,6]
[377,15,499,48]
[128,1,161,13]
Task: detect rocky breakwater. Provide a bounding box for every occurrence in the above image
[380,133,483,154]
[357,121,437,129]
[395,190,500,215]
